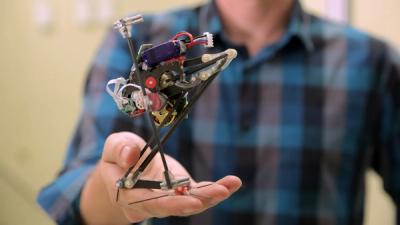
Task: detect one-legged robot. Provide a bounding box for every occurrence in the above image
[106,15,237,204]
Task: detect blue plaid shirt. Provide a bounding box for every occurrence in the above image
[38,1,400,225]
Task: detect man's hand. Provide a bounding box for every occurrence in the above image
[81,132,242,225]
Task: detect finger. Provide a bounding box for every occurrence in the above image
[139,194,204,218]
[193,175,242,201]
[183,175,242,214]
[100,161,129,203]
[100,161,162,221]
[191,182,229,205]
[204,175,242,202]
[102,132,145,169]
[215,175,242,193]
[141,176,241,217]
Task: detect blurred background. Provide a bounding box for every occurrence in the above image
[0,0,399,224]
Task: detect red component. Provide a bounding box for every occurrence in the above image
[130,109,145,117]
[145,76,157,89]
[148,93,163,111]
[164,56,186,65]
[174,186,190,195]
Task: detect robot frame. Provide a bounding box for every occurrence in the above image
[106,15,237,205]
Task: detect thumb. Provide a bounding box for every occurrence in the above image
[102,132,145,169]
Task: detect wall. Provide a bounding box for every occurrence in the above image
[0,0,398,224]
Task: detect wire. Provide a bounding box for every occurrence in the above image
[172,31,193,43]
[187,40,208,48]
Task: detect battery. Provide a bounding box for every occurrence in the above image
[141,40,184,67]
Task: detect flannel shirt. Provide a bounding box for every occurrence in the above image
[38,1,400,225]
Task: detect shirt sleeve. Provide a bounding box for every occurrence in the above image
[370,43,400,224]
[36,26,145,224]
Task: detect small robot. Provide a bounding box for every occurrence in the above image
[106,15,237,204]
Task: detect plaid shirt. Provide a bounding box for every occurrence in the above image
[38,1,400,225]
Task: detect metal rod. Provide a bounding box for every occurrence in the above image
[126,37,172,188]
[122,93,184,180]
[128,58,226,187]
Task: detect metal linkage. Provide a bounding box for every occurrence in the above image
[114,15,144,39]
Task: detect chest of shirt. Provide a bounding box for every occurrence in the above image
[190,48,374,150]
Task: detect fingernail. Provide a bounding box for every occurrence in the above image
[120,146,131,166]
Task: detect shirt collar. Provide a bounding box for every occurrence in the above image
[198,0,315,52]
[286,0,315,52]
